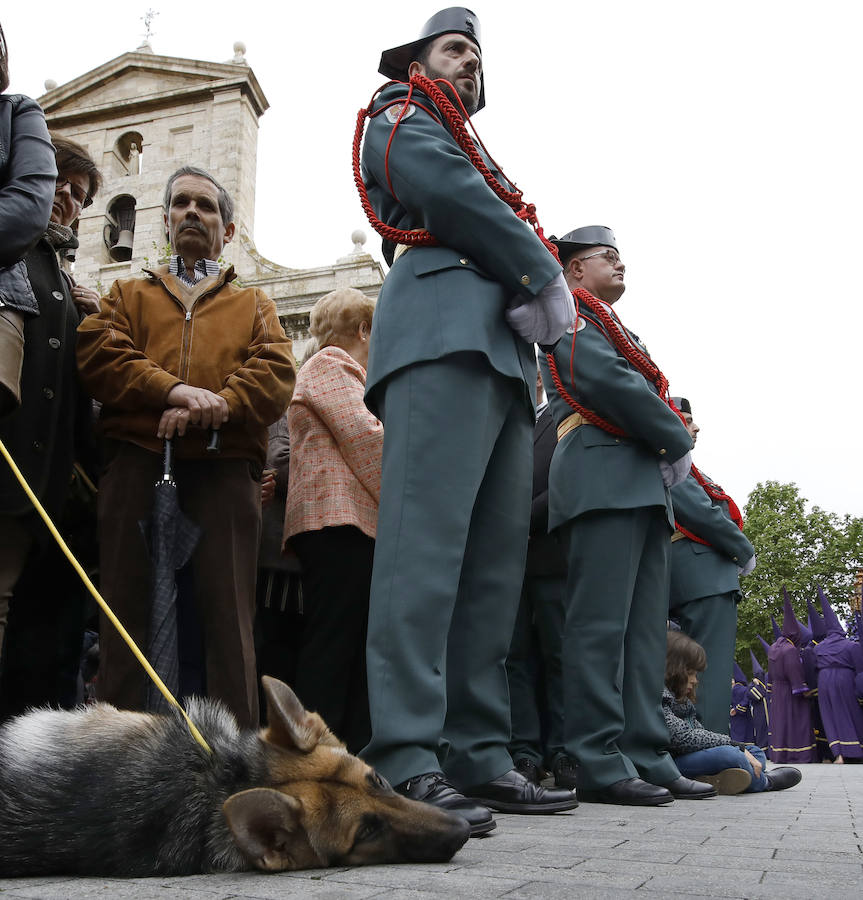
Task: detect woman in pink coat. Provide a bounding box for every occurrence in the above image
[283,288,382,752]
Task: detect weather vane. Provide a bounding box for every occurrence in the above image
[141,8,159,44]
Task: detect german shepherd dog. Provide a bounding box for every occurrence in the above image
[0,677,469,876]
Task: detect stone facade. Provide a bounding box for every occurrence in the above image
[38,42,383,358]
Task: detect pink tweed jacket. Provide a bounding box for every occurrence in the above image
[283,345,383,543]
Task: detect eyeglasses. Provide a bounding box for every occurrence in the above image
[579,248,622,267]
[55,177,93,209]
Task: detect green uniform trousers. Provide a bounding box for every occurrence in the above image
[363,353,532,788]
[506,573,566,767]
[560,506,680,790]
[671,591,738,734]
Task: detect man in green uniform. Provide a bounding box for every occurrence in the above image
[669,398,756,734]
[359,8,577,835]
[540,226,714,804]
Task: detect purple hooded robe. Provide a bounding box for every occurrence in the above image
[804,594,831,760]
[767,591,817,763]
[730,661,754,742]
[748,649,769,751]
[814,588,863,760]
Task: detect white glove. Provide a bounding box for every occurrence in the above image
[505,272,575,346]
[738,555,757,576]
[659,451,691,488]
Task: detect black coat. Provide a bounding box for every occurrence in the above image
[0,239,89,526]
[525,406,567,577]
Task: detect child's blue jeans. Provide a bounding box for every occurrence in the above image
[674,744,769,792]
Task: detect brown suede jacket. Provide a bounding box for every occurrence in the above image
[76,265,296,466]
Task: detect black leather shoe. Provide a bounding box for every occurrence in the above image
[395,772,496,836]
[514,757,541,785]
[465,768,577,813]
[579,777,674,806]
[659,776,717,799]
[553,755,578,790]
[765,766,802,791]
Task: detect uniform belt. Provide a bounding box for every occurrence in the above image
[670,530,686,543]
[557,412,587,441]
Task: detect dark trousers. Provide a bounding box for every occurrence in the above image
[291,525,373,754]
[507,573,566,767]
[0,515,32,668]
[561,507,680,790]
[671,592,738,734]
[0,533,87,718]
[254,569,303,724]
[97,442,261,727]
[363,354,532,787]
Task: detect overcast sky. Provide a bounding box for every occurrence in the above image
[5,1,862,518]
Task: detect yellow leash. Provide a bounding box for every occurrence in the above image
[0,437,212,754]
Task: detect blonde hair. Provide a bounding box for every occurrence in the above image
[299,338,320,367]
[309,288,375,350]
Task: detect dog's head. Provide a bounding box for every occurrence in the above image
[222,677,470,871]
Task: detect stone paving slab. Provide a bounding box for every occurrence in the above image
[0,764,859,899]
[678,852,863,876]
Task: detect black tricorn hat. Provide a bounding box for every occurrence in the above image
[378,7,485,111]
[671,397,692,414]
[550,226,618,263]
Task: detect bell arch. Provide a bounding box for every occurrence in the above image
[103,194,138,262]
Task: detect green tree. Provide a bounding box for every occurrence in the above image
[737,481,863,673]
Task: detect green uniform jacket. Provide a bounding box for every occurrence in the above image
[539,310,692,531]
[361,83,560,412]
[669,471,755,605]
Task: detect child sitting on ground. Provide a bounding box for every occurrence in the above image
[663,631,802,794]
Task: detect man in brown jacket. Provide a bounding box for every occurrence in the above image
[77,166,295,727]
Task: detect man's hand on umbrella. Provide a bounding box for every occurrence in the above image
[158,384,230,439]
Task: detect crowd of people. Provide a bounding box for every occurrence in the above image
[4,9,856,843]
[729,588,863,767]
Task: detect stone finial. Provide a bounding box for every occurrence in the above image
[337,230,370,264]
[230,41,247,64]
[137,40,154,54]
[351,229,367,254]
[44,79,58,92]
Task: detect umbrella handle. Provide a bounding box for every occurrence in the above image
[162,438,173,479]
[206,429,221,453]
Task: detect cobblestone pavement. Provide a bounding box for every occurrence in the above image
[1,764,860,899]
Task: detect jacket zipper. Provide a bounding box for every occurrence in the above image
[181,309,192,381]
[158,275,227,384]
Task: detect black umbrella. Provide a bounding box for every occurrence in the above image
[139,438,201,713]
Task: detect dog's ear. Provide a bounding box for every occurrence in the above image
[261,675,329,752]
[223,788,307,871]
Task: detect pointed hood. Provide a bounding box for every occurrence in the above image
[818,585,847,637]
[732,661,747,684]
[781,588,801,644]
[807,593,827,641]
[750,649,766,684]
[796,614,813,646]
[757,633,772,658]
[771,614,782,640]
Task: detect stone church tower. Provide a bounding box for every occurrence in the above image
[38,41,383,359]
